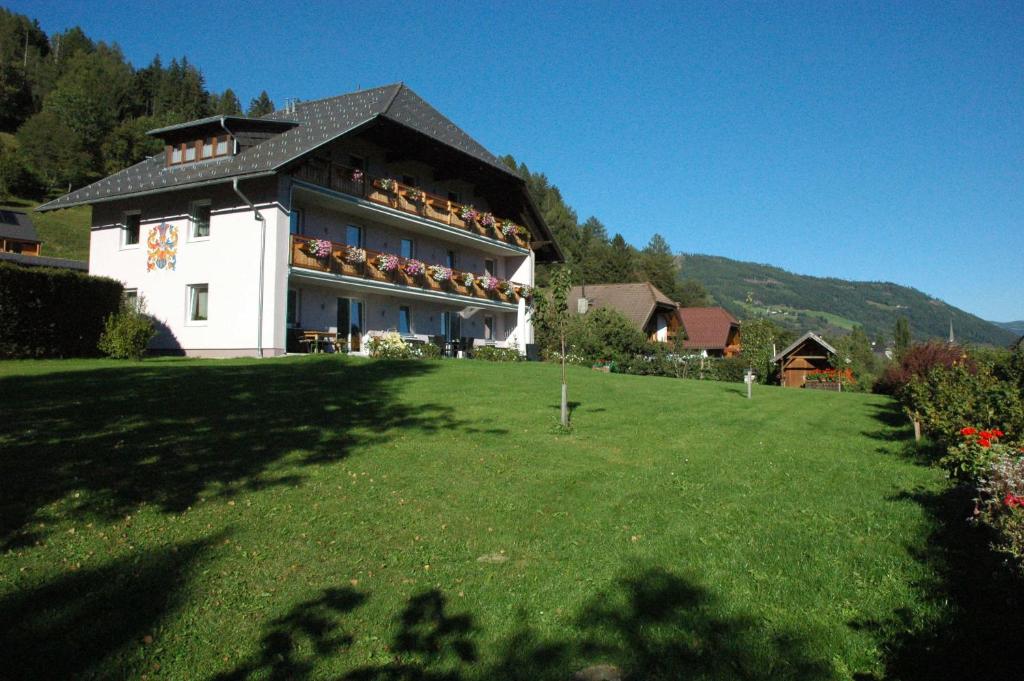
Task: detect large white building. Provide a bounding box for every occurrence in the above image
[39,84,561,357]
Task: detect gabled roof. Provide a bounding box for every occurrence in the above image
[677,307,739,350]
[0,210,39,242]
[38,83,519,212]
[772,331,837,363]
[569,282,677,330]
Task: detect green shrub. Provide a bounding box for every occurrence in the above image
[97,303,156,360]
[0,262,122,358]
[413,342,442,359]
[903,364,1024,445]
[473,346,523,362]
[712,356,749,383]
[565,307,650,362]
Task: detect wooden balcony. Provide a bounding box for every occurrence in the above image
[289,235,530,307]
[292,160,532,250]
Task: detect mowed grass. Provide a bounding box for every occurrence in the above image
[0,357,950,679]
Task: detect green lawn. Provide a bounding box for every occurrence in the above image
[0,357,1014,679]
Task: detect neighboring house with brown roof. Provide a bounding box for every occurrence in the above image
[677,307,741,357]
[0,210,41,256]
[569,282,681,342]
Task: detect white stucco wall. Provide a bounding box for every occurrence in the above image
[90,180,286,357]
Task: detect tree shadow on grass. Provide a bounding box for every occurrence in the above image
[215,568,839,681]
[214,586,368,681]
[0,357,488,549]
[0,532,224,679]
[851,486,1024,680]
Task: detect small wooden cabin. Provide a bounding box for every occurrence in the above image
[773,332,836,388]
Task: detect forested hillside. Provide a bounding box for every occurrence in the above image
[680,254,1017,346]
[0,7,274,200]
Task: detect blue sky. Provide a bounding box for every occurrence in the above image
[12,1,1024,321]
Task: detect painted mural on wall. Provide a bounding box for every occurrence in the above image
[147,223,178,271]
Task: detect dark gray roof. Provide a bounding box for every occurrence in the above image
[38,83,518,212]
[0,210,39,242]
[146,115,298,136]
[0,252,87,271]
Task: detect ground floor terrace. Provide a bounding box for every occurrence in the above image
[287,273,527,356]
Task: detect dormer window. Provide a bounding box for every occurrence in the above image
[166,136,233,167]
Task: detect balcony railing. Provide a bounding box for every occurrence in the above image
[292,160,532,250]
[290,235,531,306]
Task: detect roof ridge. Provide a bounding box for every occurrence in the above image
[381,82,404,115]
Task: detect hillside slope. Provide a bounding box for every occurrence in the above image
[679,254,1016,346]
[992,320,1024,336]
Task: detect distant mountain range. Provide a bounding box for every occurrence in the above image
[678,254,1018,347]
[991,320,1024,334]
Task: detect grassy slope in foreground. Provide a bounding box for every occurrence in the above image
[1,356,948,680]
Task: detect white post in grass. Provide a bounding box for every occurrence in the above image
[745,369,755,399]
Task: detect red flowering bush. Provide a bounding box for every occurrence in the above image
[942,426,1009,480]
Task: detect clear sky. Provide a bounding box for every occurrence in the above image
[11,1,1024,321]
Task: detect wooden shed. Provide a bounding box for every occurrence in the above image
[773,332,836,388]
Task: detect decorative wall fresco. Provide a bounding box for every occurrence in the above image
[147,223,178,271]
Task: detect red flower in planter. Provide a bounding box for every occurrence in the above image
[993,429,1005,437]
[1005,493,1024,509]
[979,439,991,449]
[960,427,976,436]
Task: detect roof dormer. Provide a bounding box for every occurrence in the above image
[147,115,298,167]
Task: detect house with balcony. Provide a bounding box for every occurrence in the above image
[37,84,562,357]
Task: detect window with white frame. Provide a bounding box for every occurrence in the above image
[484,316,494,341]
[484,259,496,277]
[191,200,211,239]
[123,288,140,311]
[446,250,456,268]
[123,213,141,247]
[188,284,209,322]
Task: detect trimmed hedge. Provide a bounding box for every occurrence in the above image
[0,262,123,358]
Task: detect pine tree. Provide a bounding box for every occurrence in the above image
[639,233,680,299]
[212,88,242,115]
[247,90,274,117]
[894,317,911,359]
